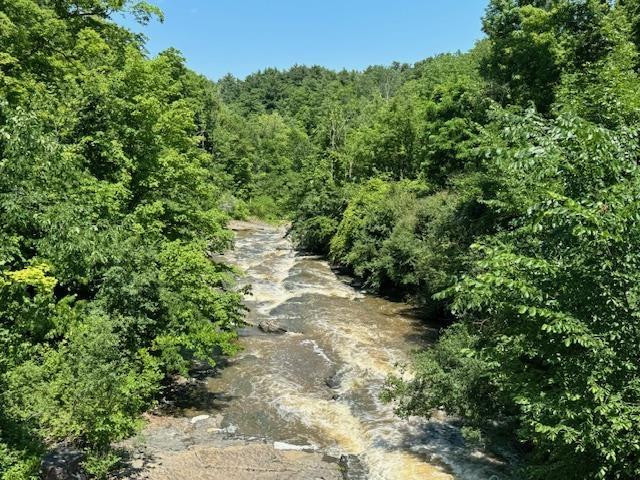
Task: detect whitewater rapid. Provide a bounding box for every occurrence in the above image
[192,222,509,479]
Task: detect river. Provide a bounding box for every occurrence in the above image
[168,221,508,480]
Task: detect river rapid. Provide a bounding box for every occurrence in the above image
[187,221,509,480]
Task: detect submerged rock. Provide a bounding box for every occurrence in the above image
[339,454,369,480]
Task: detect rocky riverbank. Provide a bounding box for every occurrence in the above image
[117,414,343,480]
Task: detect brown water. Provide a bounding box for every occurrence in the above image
[195,223,509,479]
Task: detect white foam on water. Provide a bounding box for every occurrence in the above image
[238,253,363,315]
[301,339,334,364]
[310,316,407,391]
[260,371,454,480]
[232,229,364,316]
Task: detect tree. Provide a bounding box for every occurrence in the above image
[0,2,243,477]
[385,112,640,479]
[482,0,619,113]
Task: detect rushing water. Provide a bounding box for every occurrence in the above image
[193,222,509,480]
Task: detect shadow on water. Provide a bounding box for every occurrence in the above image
[398,421,514,479]
[156,362,239,416]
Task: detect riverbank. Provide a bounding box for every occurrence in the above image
[116,414,343,480]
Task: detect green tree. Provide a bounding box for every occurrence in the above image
[483,0,620,113]
[386,112,640,479]
[0,2,243,477]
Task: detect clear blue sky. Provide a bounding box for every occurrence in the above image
[119,0,489,80]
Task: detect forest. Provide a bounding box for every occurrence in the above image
[1,0,640,479]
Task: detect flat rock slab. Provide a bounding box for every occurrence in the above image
[141,443,341,480]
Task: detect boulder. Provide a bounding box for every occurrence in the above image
[258,320,287,334]
[325,369,341,389]
[339,454,369,480]
[190,414,210,424]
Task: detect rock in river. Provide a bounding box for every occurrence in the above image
[258,320,287,334]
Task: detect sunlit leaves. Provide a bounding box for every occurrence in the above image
[0,1,242,477]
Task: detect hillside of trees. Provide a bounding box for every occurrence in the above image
[2,1,640,479]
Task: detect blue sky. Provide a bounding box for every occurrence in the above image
[119,1,489,80]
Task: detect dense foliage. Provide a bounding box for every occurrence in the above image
[3,0,640,478]
[0,1,244,478]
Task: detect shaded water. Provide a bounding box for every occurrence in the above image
[194,223,509,479]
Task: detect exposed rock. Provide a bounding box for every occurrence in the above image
[273,441,317,451]
[172,375,191,386]
[221,424,238,434]
[44,467,67,480]
[190,415,210,424]
[118,414,342,480]
[430,409,448,422]
[190,359,214,372]
[42,448,85,480]
[138,443,341,480]
[228,219,273,232]
[339,454,369,480]
[258,320,287,334]
[210,413,224,428]
[325,369,341,389]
